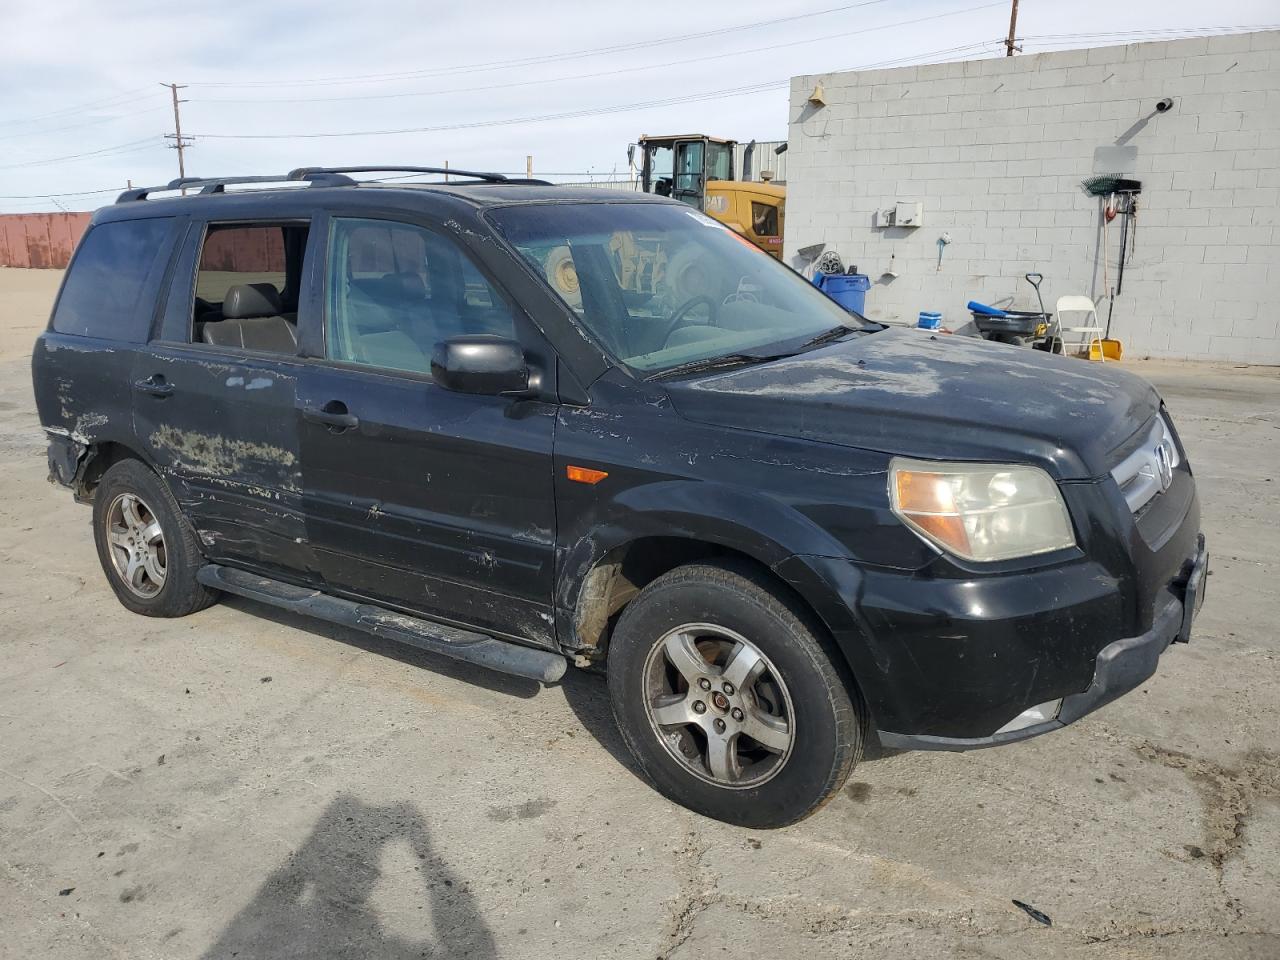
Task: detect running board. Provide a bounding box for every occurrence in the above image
[197,564,567,684]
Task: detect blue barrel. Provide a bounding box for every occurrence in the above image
[815,272,870,315]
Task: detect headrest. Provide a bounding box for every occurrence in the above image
[386,271,427,300]
[222,283,282,320]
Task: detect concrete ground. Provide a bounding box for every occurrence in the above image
[1,267,1277,959]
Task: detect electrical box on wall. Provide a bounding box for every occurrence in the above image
[894,201,923,227]
[875,201,924,228]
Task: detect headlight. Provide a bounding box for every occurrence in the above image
[889,458,1075,562]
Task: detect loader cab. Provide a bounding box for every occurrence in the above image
[637,135,735,208]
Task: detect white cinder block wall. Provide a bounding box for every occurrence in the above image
[783,31,1280,363]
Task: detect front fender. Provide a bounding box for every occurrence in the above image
[554,477,856,647]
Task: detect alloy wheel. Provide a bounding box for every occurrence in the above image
[642,622,795,789]
[105,492,167,598]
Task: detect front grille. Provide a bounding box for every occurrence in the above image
[1111,415,1181,514]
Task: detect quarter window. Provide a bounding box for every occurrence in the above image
[325,218,514,377]
[51,218,172,340]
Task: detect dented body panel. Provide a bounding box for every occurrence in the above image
[32,180,1204,748]
[134,345,312,577]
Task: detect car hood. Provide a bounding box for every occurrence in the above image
[663,327,1160,480]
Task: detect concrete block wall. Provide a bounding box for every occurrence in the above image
[783,31,1280,363]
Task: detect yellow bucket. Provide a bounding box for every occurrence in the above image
[1088,339,1123,361]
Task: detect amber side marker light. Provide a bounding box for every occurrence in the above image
[566,465,609,485]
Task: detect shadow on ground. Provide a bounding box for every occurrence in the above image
[201,795,496,960]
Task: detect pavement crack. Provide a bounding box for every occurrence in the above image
[657,831,717,960]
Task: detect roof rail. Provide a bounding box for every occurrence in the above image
[115,166,554,204]
[116,174,302,203]
[288,165,509,184]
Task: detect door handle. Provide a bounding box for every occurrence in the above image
[134,375,174,398]
[301,401,359,430]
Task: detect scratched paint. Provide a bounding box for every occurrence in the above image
[150,425,297,482]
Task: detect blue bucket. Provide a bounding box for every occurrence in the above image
[814,272,870,315]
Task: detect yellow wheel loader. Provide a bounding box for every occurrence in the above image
[631,134,785,259]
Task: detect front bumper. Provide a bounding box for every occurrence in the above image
[880,533,1206,750]
[775,497,1205,747]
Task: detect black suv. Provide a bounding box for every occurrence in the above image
[32,166,1207,827]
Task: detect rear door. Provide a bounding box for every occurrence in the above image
[134,212,321,580]
[34,215,180,463]
[296,214,558,647]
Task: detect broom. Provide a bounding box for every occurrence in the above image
[1082,176,1138,360]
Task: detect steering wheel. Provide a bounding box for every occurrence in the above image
[660,295,718,350]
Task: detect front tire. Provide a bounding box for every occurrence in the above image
[607,561,863,828]
[92,459,217,618]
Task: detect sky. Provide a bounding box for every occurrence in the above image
[1,0,1276,212]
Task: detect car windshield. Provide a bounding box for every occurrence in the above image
[488,202,875,375]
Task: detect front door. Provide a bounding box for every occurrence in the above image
[673,139,706,208]
[297,216,558,647]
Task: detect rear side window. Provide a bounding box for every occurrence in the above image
[51,218,172,340]
[191,222,309,354]
[194,224,290,307]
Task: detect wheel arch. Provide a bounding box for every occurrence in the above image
[563,533,869,714]
[71,439,154,503]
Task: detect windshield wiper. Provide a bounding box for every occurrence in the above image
[647,352,789,381]
[798,325,856,348]
[797,323,883,349]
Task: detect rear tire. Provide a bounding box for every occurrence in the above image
[607,561,863,828]
[92,459,218,618]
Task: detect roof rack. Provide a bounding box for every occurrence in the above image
[116,166,553,204]
[116,174,306,203]
[289,165,511,185]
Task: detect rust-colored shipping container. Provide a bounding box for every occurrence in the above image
[0,213,92,269]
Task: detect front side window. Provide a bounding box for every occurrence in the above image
[490,202,874,375]
[325,217,514,377]
[52,218,172,340]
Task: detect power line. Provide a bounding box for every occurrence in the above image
[1020,24,1280,41]
[0,86,155,128]
[189,81,789,140]
[0,106,166,142]
[191,4,1004,107]
[0,186,125,200]
[185,4,1006,141]
[0,138,160,171]
[183,0,899,89]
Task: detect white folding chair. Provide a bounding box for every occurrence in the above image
[1053,295,1106,361]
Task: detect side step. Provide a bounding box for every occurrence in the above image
[197,564,567,684]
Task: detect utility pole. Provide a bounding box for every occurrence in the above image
[161,83,192,181]
[526,155,533,180]
[1004,0,1021,57]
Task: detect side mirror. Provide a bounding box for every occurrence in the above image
[431,336,532,396]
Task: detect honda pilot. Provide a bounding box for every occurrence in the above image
[32,166,1207,827]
